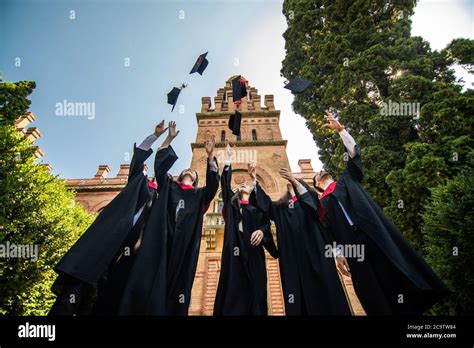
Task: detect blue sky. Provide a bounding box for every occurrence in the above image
[1,0,472,179]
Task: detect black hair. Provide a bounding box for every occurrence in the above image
[276,191,293,206]
[178,169,199,187]
[313,171,331,189]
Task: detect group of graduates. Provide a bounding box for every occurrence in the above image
[49,112,450,316]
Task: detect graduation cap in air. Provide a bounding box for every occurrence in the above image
[167,83,187,111]
[231,75,248,106]
[189,52,209,75]
[228,110,242,136]
[284,77,312,94]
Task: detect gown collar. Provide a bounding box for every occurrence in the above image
[147,178,157,189]
[320,181,337,200]
[178,183,194,190]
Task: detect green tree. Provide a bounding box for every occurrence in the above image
[0,81,93,315]
[446,38,474,71]
[281,0,473,249]
[281,0,417,180]
[0,81,36,125]
[421,169,474,315]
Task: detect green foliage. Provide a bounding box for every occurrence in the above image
[0,81,36,126]
[421,170,474,314]
[0,83,93,315]
[445,38,474,71]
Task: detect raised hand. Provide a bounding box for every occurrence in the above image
[168,121,180,139]
[225,139,234,162]
[248,162,256,181]
[154,120,168,137]
[205,134,215,158]
[323,111,344,132]
[279,168,297,185]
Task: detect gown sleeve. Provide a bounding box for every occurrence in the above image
[259,213,278,259]
[221,163,233,205]
[339,130,362,182]
[249,181,275,221]
[153,145,178,189]
[128,144,153,182]
[203,157,220,210]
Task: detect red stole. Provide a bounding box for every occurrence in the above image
[221,200,249,219]
[318,181,337,221]
[147,178,157,189]
[178,183,194,190]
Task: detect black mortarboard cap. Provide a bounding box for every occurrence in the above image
[190,52,209,75]
[284,77,312,94]
[231,75,247,103]
[228,110,242,136]
[167,87,181,111]
[167,84,187,111]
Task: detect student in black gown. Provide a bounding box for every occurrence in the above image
[309,111,450,315]
[250,164,351,315]
[214,142,278,316]
[49,120,168,315]
[120,121,220,315]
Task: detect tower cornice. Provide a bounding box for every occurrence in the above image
[191,140,287,149]
[196,110,280,120]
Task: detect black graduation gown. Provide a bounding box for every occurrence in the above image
[250,182,351,315]
[117,145,178,315]
[92,189,157,315]
[214,164,278,316]
[317,146,450,315]
[120,146,220,315]
[49,144,156,315]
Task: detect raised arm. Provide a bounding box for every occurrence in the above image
[128,120,168,181]
[203,135,219,208]
[324,111,362,182]
[278,168,313,207]
[248,163,275,221]
[220,141,234,204]
[154,121,179,187]
[258,214,278,259]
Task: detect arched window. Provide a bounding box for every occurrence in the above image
[252,129,257,141]
[220,130,226,142]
